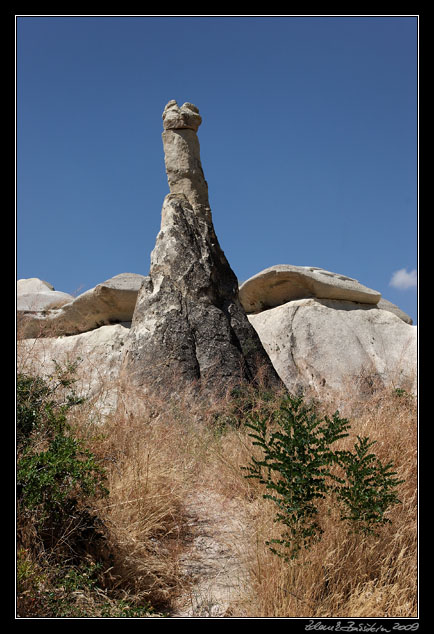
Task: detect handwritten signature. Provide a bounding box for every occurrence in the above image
[305,622,419,632]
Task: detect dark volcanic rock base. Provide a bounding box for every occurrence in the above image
[120,193,280,396]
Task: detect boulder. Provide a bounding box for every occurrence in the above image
[18,323,131,416]
[162,99,202,132]
[119,101,282,397]
[17,291,74,312]
[239,265,381,313]
[17,273,148,339]
[17,278,55,293]
[377,298,413,324]
[17,278,74,312]
[248,298,417,399]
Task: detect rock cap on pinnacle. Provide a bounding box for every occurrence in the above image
[162,100,202,132]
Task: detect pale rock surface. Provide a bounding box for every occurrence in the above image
[17,273,147,339]
[248,298,417,398]
[171,489,249,617]
[162,99,202,132]
[17,291,74,312]
[17,278,74,312]
[377,298,413,324]
[119,101,281,397]
[17,278,55,294]
[18,323,131,416]
[239,264,382,313]
[162,100,209,210]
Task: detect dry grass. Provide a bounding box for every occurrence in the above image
[47,382,223,613]
[16,332,417,618]
[202,381,418,618]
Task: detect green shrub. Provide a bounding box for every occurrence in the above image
[18,558,156,618]
[336,435,404,535]
[243,394,403,560]
[17,373,51,447]
[17,433,107,522]
[16,365,107,532]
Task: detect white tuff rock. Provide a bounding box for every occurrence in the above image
[119,101,282,396]
[18,323,131,416]
[248,298,417,398]
[17,273,147,339]
[17,278,74,312]
[239,264,382,313]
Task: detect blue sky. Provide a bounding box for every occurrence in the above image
[16,15,418,323]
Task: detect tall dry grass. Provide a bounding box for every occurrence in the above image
[17,328,417,617]
[53,381,226,612]
[200,380,417,618]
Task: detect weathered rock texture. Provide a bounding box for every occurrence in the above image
[17,278,55,294]
[239,265,382,313]
[248,298,417,398]
[18,323,131,416]
[377,298,413,325]
[162,100,209,209]
[17,278,74,312]
[119,101,281,396]
[17,273,147,339]
[18,103,416,407]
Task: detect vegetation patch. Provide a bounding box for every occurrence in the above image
[242,393,403,561]
[16,358,417,618]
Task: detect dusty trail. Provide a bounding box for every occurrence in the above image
[170,489,250,618]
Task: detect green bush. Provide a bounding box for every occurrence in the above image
[17,365,107,531]
[336,435,404,535]
[243,394,403,560]
[17,365,113,616]
[17,433,107,522]
[17,554,156,618]
[17,373,51,447]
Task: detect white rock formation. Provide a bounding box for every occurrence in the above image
[17,278,74,312]
[248,298,417,398]
[239,265,382,313]
[376,298,413,324]
[18,323,131,416]
[17,278,55,294]
[17,273,147,339]
[161,100,210,210]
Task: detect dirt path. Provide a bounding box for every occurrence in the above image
[170,489,250,618]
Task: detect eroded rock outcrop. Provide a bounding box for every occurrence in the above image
[240,264,416,397]
[161,100,209,210]
[376,298,413,325]
[239,265,382,313]
[17,278,74,312]
[17,273,147,339]
[119,101,281,396]
[239,264,413,325]
[248,298,417,398]
[18,102,416,407]
[18,323,131,415]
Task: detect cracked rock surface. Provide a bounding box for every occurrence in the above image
[248,297,417,399]
[120,102,281,396]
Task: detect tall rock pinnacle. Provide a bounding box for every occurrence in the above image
[161,100,210,210]
[119,101,281,397]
